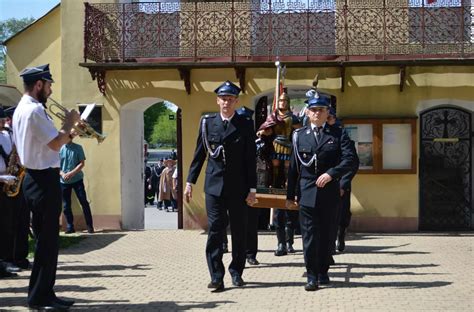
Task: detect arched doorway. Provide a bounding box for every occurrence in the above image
[419,107,473,230]
[120,98,182,230]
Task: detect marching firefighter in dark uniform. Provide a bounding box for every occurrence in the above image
[185,81,257,292]
[286,94,357,291]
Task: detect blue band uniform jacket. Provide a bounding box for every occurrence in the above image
[287,124,357,207]
[187,113,257,198]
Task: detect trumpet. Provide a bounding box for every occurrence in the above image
[48,98,106,144]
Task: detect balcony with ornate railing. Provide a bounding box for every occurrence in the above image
[83,0,473,67]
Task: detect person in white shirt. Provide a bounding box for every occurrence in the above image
[12,64,80,310]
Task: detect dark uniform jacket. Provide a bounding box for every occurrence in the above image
[339,140,359,191]
[187,113,257,198]
[287,124,357,207]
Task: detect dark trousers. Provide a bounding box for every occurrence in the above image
[0,188,29,264]
[61,180,93,230]
[246,206,259,260]
[23,168,62,305]
[274,209,298,244]
[339,190,352,229]
[299,197,338,282]
[205,193,248,282]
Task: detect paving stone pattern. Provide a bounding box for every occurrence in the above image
[1,231,473,311]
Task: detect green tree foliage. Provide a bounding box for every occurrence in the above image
[150,110,177,147]
[0,17,35,83]
[144,102,167,142]
[144,102,177,147]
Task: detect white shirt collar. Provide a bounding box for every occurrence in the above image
[22,94,41,104]
[220,112,235,122]
[311,122,326,131]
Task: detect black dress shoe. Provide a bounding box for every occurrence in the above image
[53,297,75,307]
[207,280,224,292]
[15,259,32,270]
[231,275,245,287]
[304,280,318,291]
[5,262,21,273]
[286,243,296,253]
[318,273,330,285]
[28,301,69,311]
[246,258,260,265]
[0,270,17,278]
[274,243,287,256]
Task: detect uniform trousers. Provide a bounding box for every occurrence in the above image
[274,209,298,244]
[339,190,352,229]
[245,205,259,260]
[205,193,247,282]
[22,168,62,305]
[0,187,29,265]
[299,184,338,282]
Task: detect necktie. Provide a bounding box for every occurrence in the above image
[223,120,228,130]
[314,127,322,144]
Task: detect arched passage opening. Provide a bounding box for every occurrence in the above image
[120,97,182,230]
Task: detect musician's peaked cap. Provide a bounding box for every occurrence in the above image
[236,106,254,118]
[3,106,16,118]
[0,107,6,119]
[214,80,241,97]
[329,106,336,116]
[19,64,54,83]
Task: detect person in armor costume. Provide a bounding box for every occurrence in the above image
[257,92,301,256]
[286,94,357,291]
[185,81,257,292]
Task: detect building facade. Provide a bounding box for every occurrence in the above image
[5,0,473,231]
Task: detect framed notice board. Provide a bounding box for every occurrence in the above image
[343,118,417,174]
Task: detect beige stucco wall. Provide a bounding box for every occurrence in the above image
[5,0,474,231]
[5,6,62,103]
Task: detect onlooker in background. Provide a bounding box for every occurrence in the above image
[144,164,154,205]
[158,159,176,212]
[60,130,94,234]
[170,149,177,160]
[152,159,165,210]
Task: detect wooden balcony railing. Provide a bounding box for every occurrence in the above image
[83,0,474,65]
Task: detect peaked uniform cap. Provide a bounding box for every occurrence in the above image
[19,64,54,83]
[329,106,336,116]
[214,80,241,96]
[236,106,254,118]
[0,107,5,119]
[305,94,330,109]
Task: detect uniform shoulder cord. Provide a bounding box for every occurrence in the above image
[292,130,317,175]
[201,118,226,164]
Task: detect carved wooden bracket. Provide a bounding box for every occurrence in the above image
[234,67,246,93]
[89,69,106,95]
[399,65,406,92]
[178,68,191,94]
[340,65,346,93]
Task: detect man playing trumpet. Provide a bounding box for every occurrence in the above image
[13,64,80,310]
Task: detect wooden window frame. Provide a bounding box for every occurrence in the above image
[343,118,417,174]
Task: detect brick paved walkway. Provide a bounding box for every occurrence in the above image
[1,231,473,311]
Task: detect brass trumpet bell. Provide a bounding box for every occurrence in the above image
[48,98,106,144]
